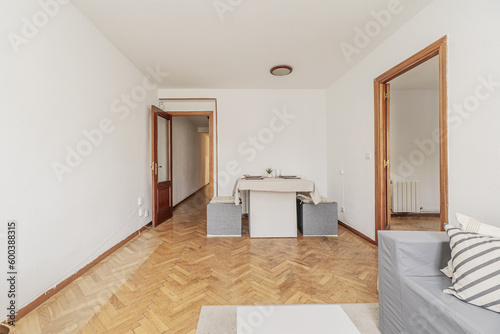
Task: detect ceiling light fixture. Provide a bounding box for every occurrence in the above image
[270,65,293,76]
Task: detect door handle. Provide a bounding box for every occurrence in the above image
[152,163,164,176]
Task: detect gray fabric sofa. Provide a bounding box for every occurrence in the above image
[378,231,500,334]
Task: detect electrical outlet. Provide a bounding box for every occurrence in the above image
[340,207,345,213]
[144,210,150,218]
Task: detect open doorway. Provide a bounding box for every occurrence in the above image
[171,115,211,207]
[374,36,448,243]
[389,56,441,231]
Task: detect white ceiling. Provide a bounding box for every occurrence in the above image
[72,0,434,89]
[390,55,439,90]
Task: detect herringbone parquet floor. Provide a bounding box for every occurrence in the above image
[391,215,441,231]
[16,187,379,333]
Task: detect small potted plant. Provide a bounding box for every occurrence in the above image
[265,167,273,178]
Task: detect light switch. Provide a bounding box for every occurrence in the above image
[365,153,371,160]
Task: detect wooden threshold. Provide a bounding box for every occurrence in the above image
[391,213,441,218]
[15,222,152,321]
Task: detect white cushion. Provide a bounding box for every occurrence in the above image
[297,194,334,204]
[209,196,236,204]
[297,194,313,203]
[456,213,500,237]
[319,196,335,204]
[442,225,500,313]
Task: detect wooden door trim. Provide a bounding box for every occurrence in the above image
[384,83,391,231]
[166,111,212,117]
[374,36,448,244]
[163,110,215,199]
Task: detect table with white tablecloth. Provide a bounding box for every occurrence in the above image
[233,178,321,237]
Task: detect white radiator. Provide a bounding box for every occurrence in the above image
[391,180,421,213]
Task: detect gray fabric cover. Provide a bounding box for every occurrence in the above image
[378,231,500,334]
[296,199,338,236]
[207,202,242,236]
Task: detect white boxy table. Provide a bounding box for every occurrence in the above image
[234,178,320,238]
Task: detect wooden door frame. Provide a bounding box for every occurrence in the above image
[374,36,448,244]
[383,83,391,230]
[164,111,215,198]
[159,98,218,197]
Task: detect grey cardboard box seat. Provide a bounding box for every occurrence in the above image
[207,196,241,236]
[296,196,338,236]
[378,231,500,334]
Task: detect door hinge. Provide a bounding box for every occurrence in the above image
[384,92,389,100]
[384,160,390,168]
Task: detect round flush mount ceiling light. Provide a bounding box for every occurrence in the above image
[270,65,293,76]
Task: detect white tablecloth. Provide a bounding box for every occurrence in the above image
[233,178,321,205]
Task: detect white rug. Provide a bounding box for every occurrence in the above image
[196,303,380,334]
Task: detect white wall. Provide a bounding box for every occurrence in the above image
[390,89,440,212]
[326,0,500,240]
[0,1,157,309]
[158,90,327,197]
[201,132,210,184]
[172,117,208,205]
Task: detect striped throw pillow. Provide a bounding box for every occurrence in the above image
[444,225,500,313]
